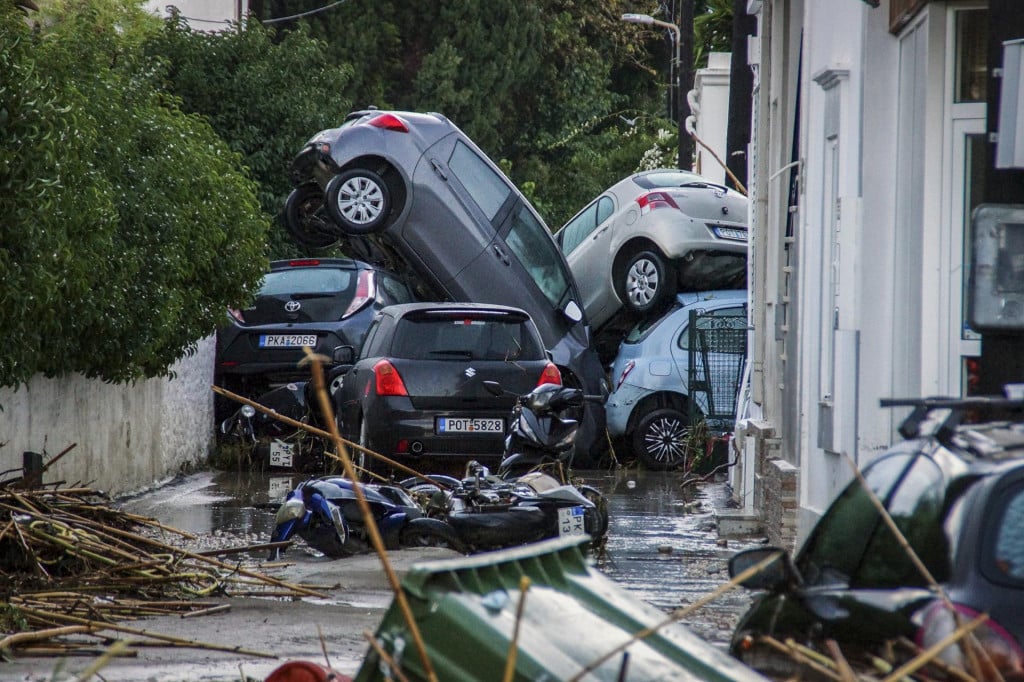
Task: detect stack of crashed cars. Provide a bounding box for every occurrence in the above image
[728,394,1024,681]
[554,169,750,471]
[282,108,607,469]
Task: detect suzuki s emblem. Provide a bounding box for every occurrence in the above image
[284,300,301,312]
[465,367,477,377]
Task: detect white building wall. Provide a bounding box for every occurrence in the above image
[0,338,215,496]
[736,0,981,548]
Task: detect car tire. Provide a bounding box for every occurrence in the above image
[284,184,340,249]
[619,249,672,318]
[632,407,694,471]
[325,168,392,235]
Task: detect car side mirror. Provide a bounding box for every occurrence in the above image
[563,300,583,323]
[728,547,802,592]
[332,345,355,365]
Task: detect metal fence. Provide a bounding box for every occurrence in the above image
[687,311,749,431]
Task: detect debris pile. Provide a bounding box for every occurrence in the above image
[0,485,322,660]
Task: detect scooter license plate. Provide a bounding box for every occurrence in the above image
[557,506,586,537]
[269,440,294,468]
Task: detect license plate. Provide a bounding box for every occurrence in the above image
[435,417,504,434]
[258,334,318,348]
[712,225,748,242]
[268,476,293,499]
[558,506,586,537]
[269,440,294,467]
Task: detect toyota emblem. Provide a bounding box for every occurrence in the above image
[284,300,301,313]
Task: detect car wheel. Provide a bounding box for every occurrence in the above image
[632,407,693,470]
[284,184,340,248]
[619,249,671,317]
[325,168,392,235]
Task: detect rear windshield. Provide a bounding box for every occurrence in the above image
[390,315,544,361]
[260,268,354,297]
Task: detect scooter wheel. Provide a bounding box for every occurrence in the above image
[400,525,466,553]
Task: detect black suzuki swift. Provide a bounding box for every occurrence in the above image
[332,302,563,474]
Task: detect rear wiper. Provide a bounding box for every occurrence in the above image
[679,181,730,193]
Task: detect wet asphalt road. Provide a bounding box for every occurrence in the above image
[6,465,766,681]
[122,464,763,650]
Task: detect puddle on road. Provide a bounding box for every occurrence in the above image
[123,465,763,647]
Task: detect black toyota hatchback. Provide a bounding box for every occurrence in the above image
[332,302,562,473]
[728,396,1024,680]
[214,258,414,419]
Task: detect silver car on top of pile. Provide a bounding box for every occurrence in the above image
[554,169,749,332]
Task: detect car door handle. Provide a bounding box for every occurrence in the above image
[430,158,448,181]
[593,226,609,239]
[492,245,511,266]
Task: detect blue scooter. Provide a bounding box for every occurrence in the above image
[269,477,463,559]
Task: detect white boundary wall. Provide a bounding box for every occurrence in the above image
[0,337,215,496]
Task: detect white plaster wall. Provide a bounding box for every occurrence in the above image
[692,52,733,184]
[0,337,215,496]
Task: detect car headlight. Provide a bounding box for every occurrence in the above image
[274,498,306,525]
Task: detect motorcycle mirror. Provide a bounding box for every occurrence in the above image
[483,380,504,397]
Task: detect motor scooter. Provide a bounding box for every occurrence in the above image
[399,380,611,552]
[269,476,463,559]
[217,366,349,473]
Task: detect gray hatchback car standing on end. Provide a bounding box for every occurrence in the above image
[285,108,607,464]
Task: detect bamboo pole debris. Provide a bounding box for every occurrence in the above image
[0,484,316,660]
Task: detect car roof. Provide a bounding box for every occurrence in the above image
[674,289,748,309]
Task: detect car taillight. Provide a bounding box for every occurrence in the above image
[343,270,376,318]
[537,363,562,387]
[636,191,680,215]
[228,308,245,323]
[616,360,636,390]
[916,602,1024,677]
[374,359,409,396]
[288,259,320,267]
[367,113,409,132]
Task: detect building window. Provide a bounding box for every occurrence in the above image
[955,9,987,103]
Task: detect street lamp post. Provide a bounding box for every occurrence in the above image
[621,12,689,170]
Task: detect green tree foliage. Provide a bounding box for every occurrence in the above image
[255,0,674,225]
[0,1,269,388]
[143,11,354,256]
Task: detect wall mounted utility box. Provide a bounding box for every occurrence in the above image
[996,39,1024,169]
[969,204,1024,331]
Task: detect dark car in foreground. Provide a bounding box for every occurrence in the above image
[333,302,562,473]
[284,108,606,463]
[214,258,414,419]
[727,395,1024,680]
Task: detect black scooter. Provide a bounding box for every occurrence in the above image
[400,380,610,552]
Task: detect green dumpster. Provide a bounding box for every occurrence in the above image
[355,536,767,682]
